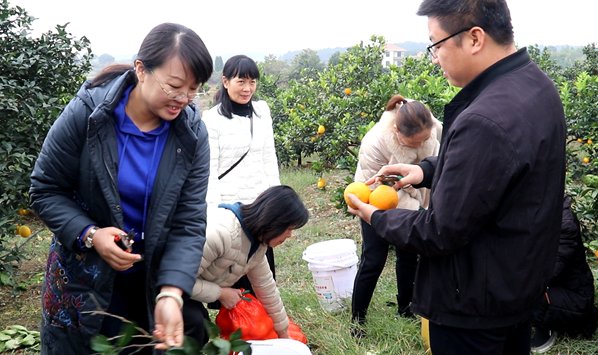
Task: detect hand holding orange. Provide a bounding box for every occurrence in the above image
[343,182,371,209]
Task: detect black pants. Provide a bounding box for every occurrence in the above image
[182,299,210,347]
[101,270,153,355]
[102,269,208,353]
[429,318,533,355]
[351,218,418,323]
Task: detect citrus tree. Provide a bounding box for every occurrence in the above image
[0,0,92,286]
[553,44,598,247]
[259,35,458,211]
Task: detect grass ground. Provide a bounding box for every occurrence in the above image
[2,167,598,354]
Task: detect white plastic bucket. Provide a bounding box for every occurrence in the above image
[302,239,358,312]
[242,339,312,355]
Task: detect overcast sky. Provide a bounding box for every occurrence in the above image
[10,0,598,60]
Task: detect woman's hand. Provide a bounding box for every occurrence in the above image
[278,331,291,339]
[218,287,244,310]
[92,227,141,271]
[153,286,184,350]
[366,163,424,189]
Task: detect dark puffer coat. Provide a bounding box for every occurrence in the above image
[534,195,598,337]
[30,70,209,354]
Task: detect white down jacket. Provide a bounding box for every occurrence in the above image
[354,108,442,210]
[190,207,289,335]
[202,100,280,218]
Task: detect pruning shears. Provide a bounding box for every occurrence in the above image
[375,174,403,182]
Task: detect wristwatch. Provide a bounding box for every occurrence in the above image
[85,226,99,249]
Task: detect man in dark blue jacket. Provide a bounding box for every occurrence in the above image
[347,0,566,354]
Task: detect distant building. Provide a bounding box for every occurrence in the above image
[382,44,407,68]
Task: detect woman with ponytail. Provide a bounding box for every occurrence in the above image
[351,95,442,335]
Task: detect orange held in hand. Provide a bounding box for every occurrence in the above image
[343,182,371,209]
[369,185,399,210]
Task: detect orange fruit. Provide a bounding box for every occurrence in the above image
[18,225,32,238]
[344,88,352,95]
[583,157,590,163]
[369,185,399,210]
[317,125,326,134]
[317,178,326,189]
[317,133,323,137]
[578,138,584,143]
[594,250,598,259]
[311,137,316,142]
[588,139,593,144]
[343,182,371,209]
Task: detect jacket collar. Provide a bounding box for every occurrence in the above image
[218,202,261,261]
[443,47,531,136]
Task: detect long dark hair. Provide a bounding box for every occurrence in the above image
[214,55,261,119]
[90,23,213,88]
[241,185,309,245]
[387,94,434,137]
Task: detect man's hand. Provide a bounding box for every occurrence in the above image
[366,163,424,189]
[347,193,380,224]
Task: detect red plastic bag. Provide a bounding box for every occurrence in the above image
[287,316,307,344]
[215,290,277,341]
[215,289,308,344]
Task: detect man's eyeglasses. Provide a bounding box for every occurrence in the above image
[426,27,473,60]
[148,69,201,100]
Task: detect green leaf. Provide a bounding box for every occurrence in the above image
[211,338,231,355]
[165,348,187,355]
[20,333,36,346]
[230,338,252,354]
[7,325,28,331]
[90,334,114,352]
[201,342,219,355]
[117,321,136,347]
[182,335,201,354]
[229,328,242,342]
[203,318,221,339]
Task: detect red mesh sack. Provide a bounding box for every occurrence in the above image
[215,289,278,341]
[287,316,307,344]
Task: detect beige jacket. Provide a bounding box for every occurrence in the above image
[354,109,442,210]
[190,207,289,335]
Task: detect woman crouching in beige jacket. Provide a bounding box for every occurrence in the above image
[187,185,309,345]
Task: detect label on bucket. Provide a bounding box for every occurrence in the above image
[312,275,344,312]
[314,276,335,300]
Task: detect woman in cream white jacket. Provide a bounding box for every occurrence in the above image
[202,55,279,296]
[351,95,442,332]
[190,185,309,341]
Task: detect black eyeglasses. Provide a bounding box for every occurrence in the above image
[426,27,473,60]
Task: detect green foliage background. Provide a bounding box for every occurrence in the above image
[0,0,92,286]
[258,37,598,246]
